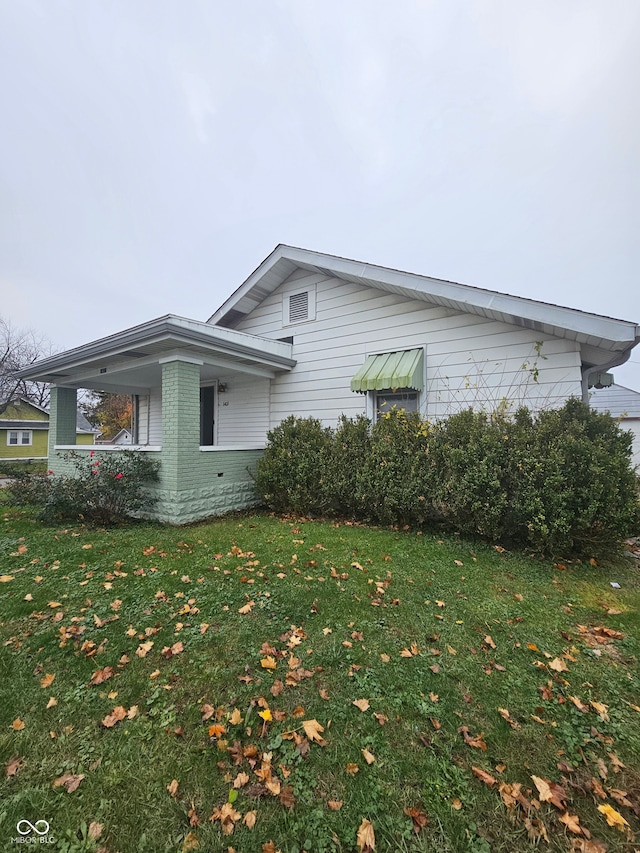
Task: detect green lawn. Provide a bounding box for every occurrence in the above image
[0,505,639,853]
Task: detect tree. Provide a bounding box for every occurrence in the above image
[81,392,132,440]
[0,316,53,415]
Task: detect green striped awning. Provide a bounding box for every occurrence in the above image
[350,349,424,393]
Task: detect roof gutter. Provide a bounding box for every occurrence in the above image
[581,334,640,404]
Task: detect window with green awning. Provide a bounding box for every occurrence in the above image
[350,349,424,393]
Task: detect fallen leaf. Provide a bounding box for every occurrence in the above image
[531,775,553,802]
[607,752,625,772]
[46,697,57,709]
[136,641,154,658]
[11,719,25,731]
[404,806,429,833]
[458,726,487,750]
[590,701,609,722]
[5,755,23,777]
[362,748,376,765]
[499,781,522,808]
[549,658,568,672]
[279,785,296,809]
[353,699,370,712]
[167,778,179,798]
[238,601,254,614]
[87,822,103,841]
[559,812,583,834]
[570,840,608,853]
[328,800,343,810]
[597,803,630,832]
[40,673,55,689]
[484,635,496,649]
[181,831,199,851]
[346,763,360,775]
[568,695,589,712]
[497,708,520,729]
[233,771,250,789]
[356,817,376,852]
[101,706,127,728]
[53,772,85,793]
[243,810,257,829]
[90,666,115,686]
[524,816,549,843]
[260,656,277,670]
[208,724,226,739]
[270,679,284,697]
[472,766,497,786]
[210,801,241,835]
[0,575,14,582]
[302,719,325,744]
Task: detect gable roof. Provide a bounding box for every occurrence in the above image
[208,245,639,361]
[0,397,97,434]
[589,384,640,419]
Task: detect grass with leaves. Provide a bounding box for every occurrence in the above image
[0,505,639,853]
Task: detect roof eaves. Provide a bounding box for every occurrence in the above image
[208,245,639,348]
[18,314,296,381]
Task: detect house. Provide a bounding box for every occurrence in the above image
[97,427,133,446]
[0,397,96,461]
[19,245,640,523]
[589,383,640,469]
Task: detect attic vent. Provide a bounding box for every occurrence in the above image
[288,291,309,323]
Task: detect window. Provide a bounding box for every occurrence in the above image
[282,285,316,325]
[8,430,32,446]
[375,390,418,421]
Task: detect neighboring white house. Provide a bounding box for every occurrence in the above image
[589,383,640,469]
[19,245,640,523]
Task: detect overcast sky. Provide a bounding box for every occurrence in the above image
[1,0,639,389]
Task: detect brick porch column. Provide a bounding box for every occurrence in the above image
[160,356,202,493]
[48,386,78,457]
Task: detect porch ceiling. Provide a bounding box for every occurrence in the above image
[18,315,296,392]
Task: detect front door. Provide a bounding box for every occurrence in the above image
[200,386,215,446]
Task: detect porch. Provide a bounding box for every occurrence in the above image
[20,316,296,524]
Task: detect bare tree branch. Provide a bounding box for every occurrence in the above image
[0,316,54,415]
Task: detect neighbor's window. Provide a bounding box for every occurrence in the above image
[375,390,418,421]
[8,430,33,446]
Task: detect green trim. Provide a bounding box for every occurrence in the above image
[350,348,424,393]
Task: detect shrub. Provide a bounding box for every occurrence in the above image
[8,450,159,524]
[508,400,640,554]
[323,415,372,518]
[357,410,433,526]
[255,401,639,557]
[254,416,333,515]
[427,409,512,540]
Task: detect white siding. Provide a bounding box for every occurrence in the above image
[135,395,149,444]
[215,375,270,446]
[148,388,163,445]
[229,271,583,429]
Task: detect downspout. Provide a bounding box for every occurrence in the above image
[581,337,640,404]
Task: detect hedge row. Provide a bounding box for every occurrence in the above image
[254,400,640,556]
